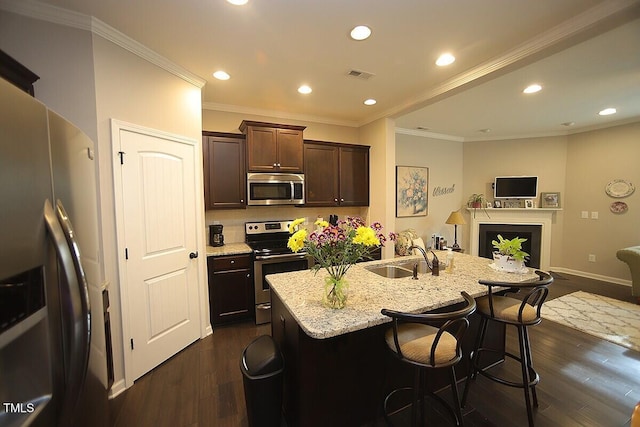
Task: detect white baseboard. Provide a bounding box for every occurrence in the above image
[550,266,632,287]
[108,379,127,399]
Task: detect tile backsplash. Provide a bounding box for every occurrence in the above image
[205,206,368,244]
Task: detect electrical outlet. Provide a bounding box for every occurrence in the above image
[588,254,596,262]
[591,211,599,219]
[581,211,589,219]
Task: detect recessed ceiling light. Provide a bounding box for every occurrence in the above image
[363,99,376,106]
[213,70,230,80]
[561,121,575,127]
[226,0,248,5]
[599,107,617,116]
[523,84,542,94]
[298,85,312,94]
[478,128,491,133]
[350,25,371,41]
[435,53,455,66]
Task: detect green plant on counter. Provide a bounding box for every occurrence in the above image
[491,234,530,261]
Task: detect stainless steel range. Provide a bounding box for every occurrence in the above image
[246,220,312,324]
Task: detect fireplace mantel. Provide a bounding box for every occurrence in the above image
[467,208,560,271]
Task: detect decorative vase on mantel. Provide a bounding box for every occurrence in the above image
[492,252,525,273]
[323,275,349,309]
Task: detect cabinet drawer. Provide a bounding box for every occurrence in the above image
[213,255,251,271]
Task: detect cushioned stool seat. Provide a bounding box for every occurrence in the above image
[462,270,553,427]
[382,291,476,427]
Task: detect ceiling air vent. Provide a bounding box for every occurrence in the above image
[347,69,375,80]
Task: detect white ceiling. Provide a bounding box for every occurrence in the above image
[22,0,640,139]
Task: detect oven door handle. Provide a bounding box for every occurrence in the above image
[254,253,309,261]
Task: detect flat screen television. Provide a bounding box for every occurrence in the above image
[494,176,538,199]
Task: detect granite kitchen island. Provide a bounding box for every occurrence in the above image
[267,251,538,427]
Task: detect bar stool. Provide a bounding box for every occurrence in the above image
[381,291,476,426]
[461,270,553,427]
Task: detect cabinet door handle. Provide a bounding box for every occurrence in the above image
[240,199,244,203]
[334,198,338,202]
[341,198,344,202]
[230,260,235,264]
[246,274,250,278]
[273,163,278,167]
[189,251,199,259]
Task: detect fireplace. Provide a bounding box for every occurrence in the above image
[468,208,557,271]
[478,224,542,268]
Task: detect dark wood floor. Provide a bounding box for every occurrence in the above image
[109,272,640,426]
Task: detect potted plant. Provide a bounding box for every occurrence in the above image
[467,193,486,208]
[467,193,490,218]
[491,234,530,272]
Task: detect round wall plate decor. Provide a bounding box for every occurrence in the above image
[605,179,634,198]
[610,201,628,214]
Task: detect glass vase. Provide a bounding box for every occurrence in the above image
[323,275,348,309]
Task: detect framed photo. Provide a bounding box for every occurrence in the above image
[540,192,560,208]
[493,200,502,208]
[396,166,428,217]
[525,199,534,208]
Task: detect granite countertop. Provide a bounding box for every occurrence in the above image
[267,251,539,340]
[206,243,253,257]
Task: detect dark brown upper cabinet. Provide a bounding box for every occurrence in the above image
[304,141,369,207]
[240,120,305,173]
[202,132,246,210]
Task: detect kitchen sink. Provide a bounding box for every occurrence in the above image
[366,265,414,279]
[394,260,431,274]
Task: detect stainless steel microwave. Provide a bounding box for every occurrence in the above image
[247,172,305,206]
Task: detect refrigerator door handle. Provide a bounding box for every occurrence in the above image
[44,199,91,422]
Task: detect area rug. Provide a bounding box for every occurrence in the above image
[542,291,640,353]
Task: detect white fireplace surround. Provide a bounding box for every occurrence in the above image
[468,208,559,271]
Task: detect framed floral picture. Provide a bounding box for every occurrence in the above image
[396,166,428,217]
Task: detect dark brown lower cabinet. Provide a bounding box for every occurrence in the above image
[208,254,254,325]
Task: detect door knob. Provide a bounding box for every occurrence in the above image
[189,251,199,259]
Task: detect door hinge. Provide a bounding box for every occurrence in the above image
[118,151,125,165]
[130,338,134,350]
[125,248,129,260]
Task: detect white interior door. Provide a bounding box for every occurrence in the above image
[113,124,201,383]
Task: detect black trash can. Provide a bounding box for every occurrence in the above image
[240,335,284,427]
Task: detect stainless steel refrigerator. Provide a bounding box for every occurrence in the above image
[0,77,109,426]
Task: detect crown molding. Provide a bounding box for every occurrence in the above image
[0,0,206,88]
[362,0,640,127]
[202,101,359,128]
[395,127,464,142]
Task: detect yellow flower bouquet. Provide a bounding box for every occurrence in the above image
[288,216,395,308]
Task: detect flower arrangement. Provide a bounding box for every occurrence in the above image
[288,217,396,308]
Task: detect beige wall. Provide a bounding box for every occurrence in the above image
[395,132,465,249]
[462,135,568,267]
[563,122,640,281]
[359,118,396,259]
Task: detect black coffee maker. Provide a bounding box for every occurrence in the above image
[209,224,224,247]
